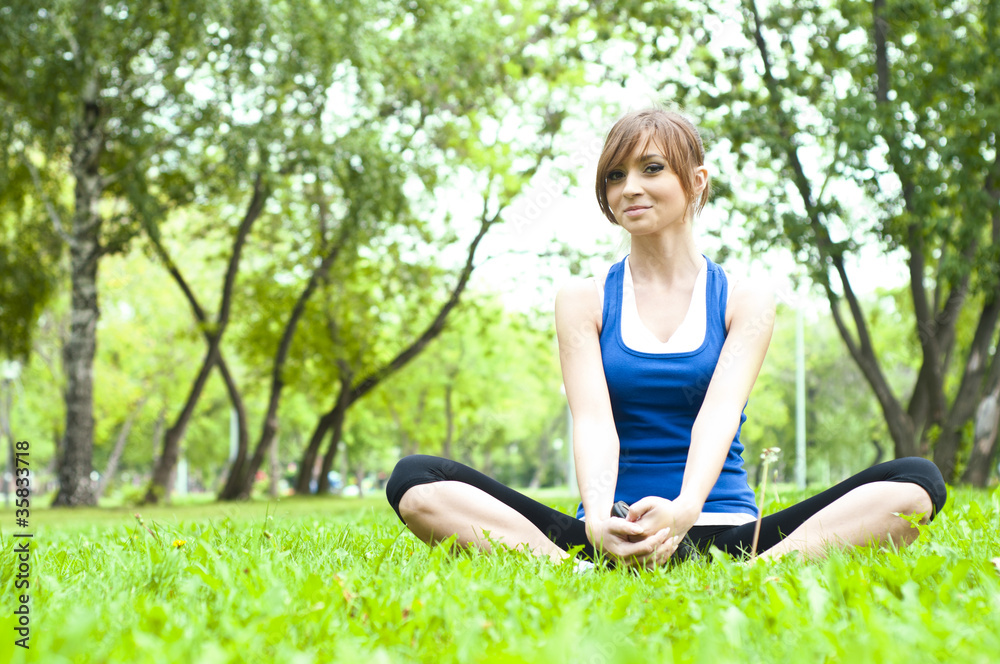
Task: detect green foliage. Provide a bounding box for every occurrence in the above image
[349,296,566,486]
[652,0,999,286]
[2,487,998,663]
[0,201,61,361]
[743,299,915,482]
[2,0,597,497]
[608,0,1000,471]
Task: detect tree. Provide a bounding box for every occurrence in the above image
[293,209,500,497]
[212,0,588,500]
[138,0,389,502]
[624,0,999,481]
[1,1,248,505]
[214,124,414,500]
[140,176,265,504]
[340,295,566,491]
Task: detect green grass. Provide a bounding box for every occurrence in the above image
[1,487,998,663]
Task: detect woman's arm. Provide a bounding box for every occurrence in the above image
[627,277,776,542]
[555,278,618,520]
[555,278,664,559]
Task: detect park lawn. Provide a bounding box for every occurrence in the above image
[1,487,997,664]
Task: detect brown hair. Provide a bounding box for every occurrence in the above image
[595,108,711,225]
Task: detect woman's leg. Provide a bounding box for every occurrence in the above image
[757,480,931,559]
[385,455,594,561]
[689,457,947,559]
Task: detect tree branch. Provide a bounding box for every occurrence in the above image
[349,201,501,402]
[872,0,890,104]
[217,172,268,328]
[266,218,354,404]
[145,229,209,323]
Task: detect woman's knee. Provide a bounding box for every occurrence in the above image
[885,457,947,518]
[385,455,450,522]
[397,481,442,523]
[894,481,935,523]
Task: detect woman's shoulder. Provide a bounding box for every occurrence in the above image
[555,273,607,334]
[559,256,627,298]
[720,268,776,329]
[556,276,601,312]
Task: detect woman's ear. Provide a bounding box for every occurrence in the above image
[693,165,709,195]
[687,165,710,215]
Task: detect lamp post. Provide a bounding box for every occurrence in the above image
[795,290,807,490]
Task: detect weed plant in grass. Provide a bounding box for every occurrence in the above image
[1,488,998,663]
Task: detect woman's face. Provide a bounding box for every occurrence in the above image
[605,134,705,236]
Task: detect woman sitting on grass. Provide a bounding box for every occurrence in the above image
[385,107,946,568]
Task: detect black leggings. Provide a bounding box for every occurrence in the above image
[385,455,946,561]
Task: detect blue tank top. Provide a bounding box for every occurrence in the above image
[575,256,758,519]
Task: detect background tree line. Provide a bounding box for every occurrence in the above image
[1,0,996,507]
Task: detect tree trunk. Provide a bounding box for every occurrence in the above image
[219,232,349,501]
[961,393,999,487]
[53,78,103,507]
[387,397,418,456]
[443,382,455,459]
[144,343,221,503]
[143,176,264,503]
[294,407,338,494]
[227,414,278,501]
[214,359,250,497]
[931,296,1000,480]
[870,438,885,466]
[95,395,148,499]
[354,465,365,498]
[532,413,563,488]
[317,383,351,494]
[268,429,280,498]
[960,360,1000,486]
[529,440,547,489]
[316,416,345,495]
[482,446,493,478]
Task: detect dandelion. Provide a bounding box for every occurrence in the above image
[172,539,186,549]
[751,447,781,559]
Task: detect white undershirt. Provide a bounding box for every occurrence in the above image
[622,255,707,353]
[593,257,755,527]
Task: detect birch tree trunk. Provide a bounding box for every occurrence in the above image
[53,75,103,507]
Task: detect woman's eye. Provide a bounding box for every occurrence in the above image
[607,170,625,182]
[644,163,664,174]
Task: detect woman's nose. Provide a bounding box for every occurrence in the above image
[623,171,642,197]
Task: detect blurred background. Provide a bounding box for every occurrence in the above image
[1,0,997,508]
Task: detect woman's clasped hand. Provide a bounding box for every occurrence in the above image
[585,496,699,568]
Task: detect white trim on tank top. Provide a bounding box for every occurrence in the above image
[596,255,711,353]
